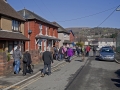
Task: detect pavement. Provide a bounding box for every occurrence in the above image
[0,55,77,90]
[115,52,120,64]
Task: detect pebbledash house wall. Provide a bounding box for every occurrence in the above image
[58,33,69,47]
[24,20,58,51]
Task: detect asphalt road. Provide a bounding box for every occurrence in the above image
[66,56,120,90]
[17,52,120,90]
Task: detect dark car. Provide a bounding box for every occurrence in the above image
[99,47,115,61]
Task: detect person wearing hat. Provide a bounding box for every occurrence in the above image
[41,47,53,77]
[22,50,33,76]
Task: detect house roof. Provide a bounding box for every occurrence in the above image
[18,9,58,28]
[52,22,70,34]
[63,40,72,44]
[69,30,75,36]
[0,30,29,41]
[98,38,115,42]
[36,35,61,41]
[0,0,25,21]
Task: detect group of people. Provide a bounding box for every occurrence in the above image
[53,46,74,62]
[12,45,97,77]
[12,46,33,76]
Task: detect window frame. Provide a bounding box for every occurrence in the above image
[12,20,21,32]
[39,24,42,34]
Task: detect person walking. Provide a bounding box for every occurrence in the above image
[76,46,81,57]
[58,46,63,60]
[41,47,54,77]
[54,46,59,60]
[81,46,85,61]
[12,46,22,74]
[92,46,97,57]
[67,47,73,62]
[85,45,91,57]
[22,50,33,76]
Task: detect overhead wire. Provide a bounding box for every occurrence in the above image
[32,0,47,18]
[97,5,120,27]
[41,0,57,20]
[57,6,118,22]
[19,0,25,8]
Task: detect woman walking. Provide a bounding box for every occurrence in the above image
[67,47,73,62]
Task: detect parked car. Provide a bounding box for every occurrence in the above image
[99,47,115,61]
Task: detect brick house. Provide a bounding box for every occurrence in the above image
[18,9,60,52]
[52,22,71,48]
[0,0,29,54]
[69,30,75,42]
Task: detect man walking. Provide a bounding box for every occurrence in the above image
[13,46,22,74]
[41,47,53,77]
[92,46,97,57]
[23,50,33,76]
[54,46,59,60]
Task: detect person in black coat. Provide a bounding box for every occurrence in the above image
[23,50,33,76]
[41,47,53,77]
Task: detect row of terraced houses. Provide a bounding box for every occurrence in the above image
[0,0,75,55]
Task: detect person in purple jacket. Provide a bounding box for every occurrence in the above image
[67,47,73,62]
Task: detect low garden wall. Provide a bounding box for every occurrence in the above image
[0,50,42,76]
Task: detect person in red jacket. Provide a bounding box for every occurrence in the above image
[86,45,91,57]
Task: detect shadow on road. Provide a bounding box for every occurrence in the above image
[111,69,120,88]
[75,60,83,62]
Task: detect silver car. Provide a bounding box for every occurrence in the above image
[99,47,115,61]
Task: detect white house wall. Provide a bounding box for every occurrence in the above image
[98,42,116,48]
[58,33,69,48]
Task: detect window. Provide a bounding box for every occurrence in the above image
[8,41,20,54]
[12,20,21,31]
[44,40,46,51]
[37,39,42,52]
[64,33,67,37]
[39,24,42,34]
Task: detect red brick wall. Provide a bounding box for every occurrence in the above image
[70,32,75,42]
[24,20,58,51]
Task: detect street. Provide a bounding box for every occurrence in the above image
[17,53,120,90]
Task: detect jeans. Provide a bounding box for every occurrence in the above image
[86,51,89,57]
[43,64,51,75]
[68,56,72,61]
[14,60,20,74]
[55,54,58,60]
[93,51,96,56]
[59,54,63,60]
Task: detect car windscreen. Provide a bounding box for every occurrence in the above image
[101,48,114,53]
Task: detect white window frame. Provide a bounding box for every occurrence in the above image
[39,24,42,35]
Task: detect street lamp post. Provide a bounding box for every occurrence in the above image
[116,7,120,52]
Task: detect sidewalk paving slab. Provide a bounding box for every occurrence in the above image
[0,56,77,89]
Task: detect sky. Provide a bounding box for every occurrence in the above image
[7,0,120,28]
